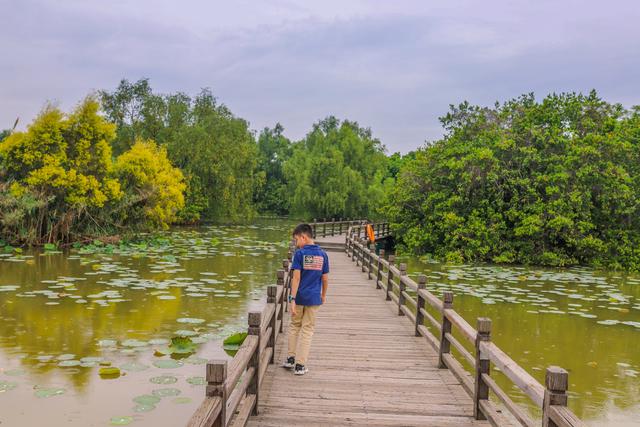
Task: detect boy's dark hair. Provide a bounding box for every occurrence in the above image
[292,223,314,238]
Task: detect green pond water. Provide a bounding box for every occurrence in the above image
[0,219,638,426]
[396,256,640,426]
[0,219,295,426]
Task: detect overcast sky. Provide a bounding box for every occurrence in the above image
[1,0,638,153]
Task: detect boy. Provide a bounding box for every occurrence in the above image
[283,223,329,375]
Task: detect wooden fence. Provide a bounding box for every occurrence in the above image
[309,218,369,238]
[187,253,294,427]
[346,224,585,427]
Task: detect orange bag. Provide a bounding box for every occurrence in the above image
[366,224,375,242]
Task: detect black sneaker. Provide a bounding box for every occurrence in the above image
[294,363,308,375]
[283,356,295,369]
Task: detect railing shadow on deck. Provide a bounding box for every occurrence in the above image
[346,223,585,427]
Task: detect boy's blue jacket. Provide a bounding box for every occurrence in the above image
[291,244,329,306]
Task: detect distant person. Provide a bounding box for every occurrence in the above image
[283,223,329,375]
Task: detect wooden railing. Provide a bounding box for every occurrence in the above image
[309,218,368,238]
[346,224,585,427]
[187,249,295,427]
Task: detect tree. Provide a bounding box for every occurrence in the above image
[284,117,387,219]
[114,139,186,229]
[387,91,640,269]
[100,80,260,222]
[0,98,123,243]
[254,123,292,215]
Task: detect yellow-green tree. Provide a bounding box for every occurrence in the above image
[114,139,186,229]
[0,99,122,243]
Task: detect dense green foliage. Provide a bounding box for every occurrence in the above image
[1,79,393,245]
[100,79,259,222]
[0,99,185,244]
[254,124,292,215]
[283,117,390,219]
[388,91,640,269]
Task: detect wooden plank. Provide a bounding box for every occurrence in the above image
[399,304,416,323]
[478,400,512,427]
[445,309,477,344]
[481,373,536,427]
[418,288,444,312]
[445,332,475,367]
[259,347,273,389]
[442,353,474,397]
[228,394,257,427]
[420,307,442,332]
[225,335,258,396]
[417,324,441,352]
[226,366,256,424]
[187,396,222,427]
[480,341,545,407]
[549,406,586,427]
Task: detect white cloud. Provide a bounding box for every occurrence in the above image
[1,0,639,152]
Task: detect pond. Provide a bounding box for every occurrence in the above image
[0,219,295,426]
[396,256,640,427]
[1,219,639,426]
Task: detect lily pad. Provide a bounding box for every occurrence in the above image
[133,394,161,405]
[121,339,148,348]
[153,359,184,369]
[177,317,205,324]
[4,368,26,376]
[35,387,66,398]
[57,353,76,361]
[99,367,121,378]
[0,380,18,392]
[110,416,134,425]
[152,387,181,397]
[58,360,81,367]
[120,362,150,372]
[150,375,178,385]
[187,376,205,385]
[172,397,192,404]
[133,404,156,412]
[223,332,247,346]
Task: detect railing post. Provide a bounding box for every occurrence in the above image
[267,285,277,364]
[283,259,290,313]
[438,291,453,368]
[474,318,491,420]
[366,243,373,280]
[361,239,367,273]
[376,249,385,289]
[415,275,426,336]
[543,367,569,427]
[386,255,395,301]
[247,311,261,415]
[339,219,342,235]
[398,263,407,315]
[322,219,326,237]
[277,270,285,333]
[206,360,227,427]
[331,218,335,236]
[312,219,317,238]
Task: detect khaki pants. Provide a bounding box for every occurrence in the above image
[287,305,320,365]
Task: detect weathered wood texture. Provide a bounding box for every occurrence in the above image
[248,251,488,427]
[190,220,584,427]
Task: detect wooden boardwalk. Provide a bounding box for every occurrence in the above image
[188,221,584,427]
[248,249,488,426]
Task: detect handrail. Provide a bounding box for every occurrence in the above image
[345,224,585,427]
[309,218,368,238]
[187,241,294,427]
